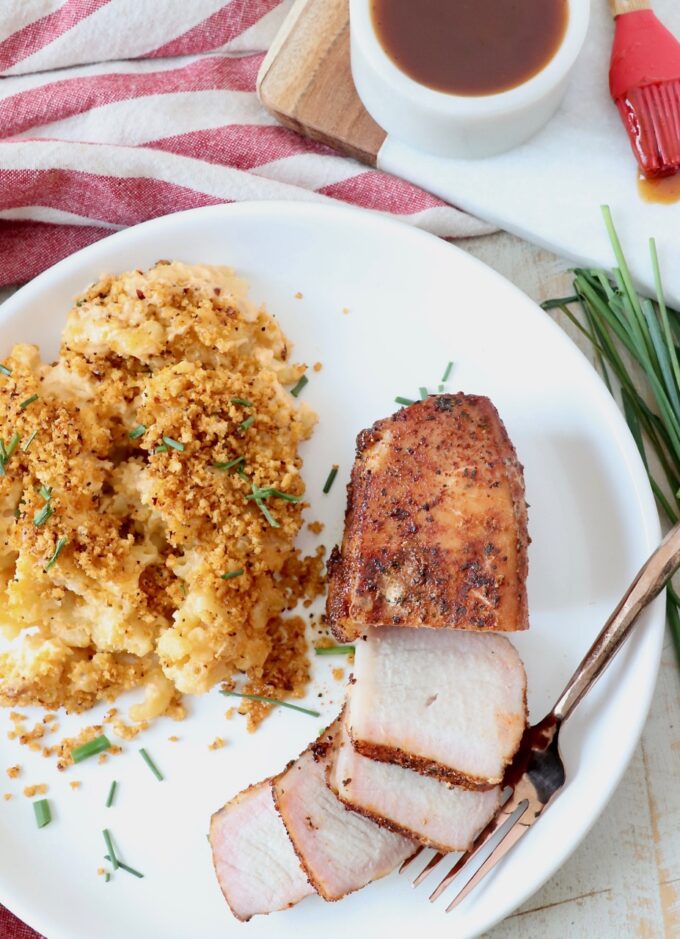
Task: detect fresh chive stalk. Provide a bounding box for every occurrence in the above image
[213,455,245,471]
[106,780,117,808]
[323,465,339,494]
[33,504,53,527]
[128,424,146,439]
[314,645,355,656]
[543,205,680,666]
[72,734,111,763]
[221,690,321,717]
[0,364,11,377]
[19,394,38,410]
[394,396,414,406]
[253,497,279,528]
[162,436,184,451]
[5,433,20,460]
[230,397,253,407]
[290,374,308,398]
[104,855,144,879]
[240,415,255,432]
[44,536,67,572]
[103,829,119,870]
[33,799,51,829]
[441,361,454,382]
[139,748,164,782]
[245,487,301,503]
[221,568,244,580]
[22,430,38,452]
[419,386,428,400]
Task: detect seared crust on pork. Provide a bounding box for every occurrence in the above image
[327,394,529,641]
[272,720,414,901]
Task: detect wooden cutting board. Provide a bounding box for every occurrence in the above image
[257,0,385,166]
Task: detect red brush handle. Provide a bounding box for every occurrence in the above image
[610,10,680,100]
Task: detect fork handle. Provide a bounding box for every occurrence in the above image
[552,521,680,723]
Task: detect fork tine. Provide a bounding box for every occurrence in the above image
[399,845,425,874]
[444,807,530,912]
[427,804,513,900]
[412,851,444,886]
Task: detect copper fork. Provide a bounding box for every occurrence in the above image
[404,521,680,912]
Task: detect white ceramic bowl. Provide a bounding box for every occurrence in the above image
[350,0,591,158]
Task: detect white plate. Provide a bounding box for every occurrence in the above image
[0,202,663,939]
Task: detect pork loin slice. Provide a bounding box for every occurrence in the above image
[272,722,414,901]
[328,719,501,853]
[327,394,529,642]
[210,780,314,921]
[349,627,527,787]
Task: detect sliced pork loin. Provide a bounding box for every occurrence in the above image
[348,627,527,788]
[327,394,529,643]
[328,719,501,853]
[210,780,314,921]
[272,721,414,901]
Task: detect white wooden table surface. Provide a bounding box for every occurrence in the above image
[1,229,679,939]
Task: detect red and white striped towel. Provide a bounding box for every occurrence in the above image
[0,0,493,288]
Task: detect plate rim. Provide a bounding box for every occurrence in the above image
[0,200,664,939]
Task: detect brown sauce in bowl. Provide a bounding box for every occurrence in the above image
[370,0,569,97]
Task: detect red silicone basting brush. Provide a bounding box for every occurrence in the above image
[609,0,680,178]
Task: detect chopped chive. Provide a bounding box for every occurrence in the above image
[103,829,118,870]
[221,568,244,580]
[235,465,248,480]
[22,430,37,452]
[71,734,111,763]
[441,361,454,382]
[19,394,38,410]
[0,364,11,377]
[314,645,355,656]
[221,690,320,718]
[394,396,414,406]
[253,497,279,528]
[44,536,67,572]
[106,780,117,808]
[154,444,168,454]
[113,859,144,879]
[290,374,308,398]
[139,748,163,781]
[104,855,144,879]
[38,485,52,502]
[104,873,111,883]
[323,465,339,494]
[33,503,53,527]
[162,436,184,452]
[33,799,51,829]
[245,487,301,503]
[231,397,253,407]
[6,433,20,460]
[419,386,428,400]
[213,455,245,471]
[438,384,444,393]
[240,415,255,432]
[0,440,6,461]
[128,424,146,439]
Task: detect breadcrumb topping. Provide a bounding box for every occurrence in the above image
[0,262,325,724]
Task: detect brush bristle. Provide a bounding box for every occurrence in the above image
[617,82,680,177]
